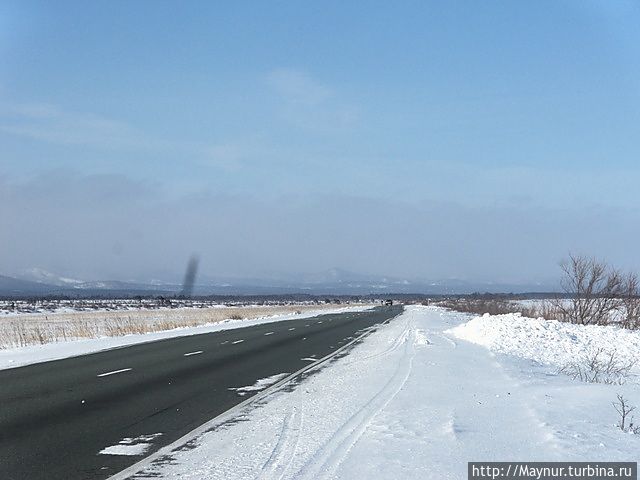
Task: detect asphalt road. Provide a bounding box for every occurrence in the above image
[0,305,402,480]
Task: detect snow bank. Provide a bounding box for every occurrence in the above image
[447,312,640,370]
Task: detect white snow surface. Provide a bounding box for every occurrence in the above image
[0,305,373,371]
[132,306,640,480]
[99,433,163,456]
[230,373,290,396]
[447,312,640,374]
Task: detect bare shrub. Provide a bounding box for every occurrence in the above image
[436,299,518,316]
[517,300,561,320]
[554,254,623,325]
[613,394,640,433]
[621,272,640,330]
[438,298,561,320]
[559,348,636,385]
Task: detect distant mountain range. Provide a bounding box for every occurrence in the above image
[0,267,557,297]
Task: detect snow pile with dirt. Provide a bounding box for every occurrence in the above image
[120,306,639,480]
[447,312,640,371]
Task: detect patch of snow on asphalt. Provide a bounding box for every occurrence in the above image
[229,373,290,396]
[99,433,162,456]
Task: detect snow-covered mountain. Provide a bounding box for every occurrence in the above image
[0,267,557,297]
[19,268,85,287]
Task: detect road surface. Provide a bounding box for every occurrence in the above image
[0,305,402,480]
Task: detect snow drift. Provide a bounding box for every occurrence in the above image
[447,312,640,373]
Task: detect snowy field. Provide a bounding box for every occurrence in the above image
[113,306,640,480]
[0,305,373,370]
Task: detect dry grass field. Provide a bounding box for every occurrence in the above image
[0,304,366,349]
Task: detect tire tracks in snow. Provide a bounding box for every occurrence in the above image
[295,324,416,480]
[335,316,412,368]
[255,405,304,480]
[435,332,457,349]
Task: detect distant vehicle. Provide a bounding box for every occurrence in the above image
[384,299,393,306]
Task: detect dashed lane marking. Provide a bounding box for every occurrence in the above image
[97,368,132,378]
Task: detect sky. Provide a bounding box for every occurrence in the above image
[1,0,640,285]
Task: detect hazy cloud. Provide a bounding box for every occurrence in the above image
[2,172,640,284]
[0,103,146,150]
[267,68,333,106]
[0,103,237,167]
[266,68,359,131]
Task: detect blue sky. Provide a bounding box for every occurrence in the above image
[1,1,640,284]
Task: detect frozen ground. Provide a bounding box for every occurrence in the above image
[0,305,373,371]
[120,306,640,480]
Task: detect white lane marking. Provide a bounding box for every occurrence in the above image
[264,332,275,336]
[220,341,229,345]
[97,368,132,377]
[305,324,310,327]
[301,357,316,362]
[183,351,203,357]
[317,321,323,324]
[232,340,244,344]
[288,327,295,331]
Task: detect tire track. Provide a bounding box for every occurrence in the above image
[295,327,416,480]
[435,332,457,349]
[335,316,412,368]
[255,405,304,480]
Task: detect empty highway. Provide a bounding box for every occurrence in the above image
[0,305,402,480]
